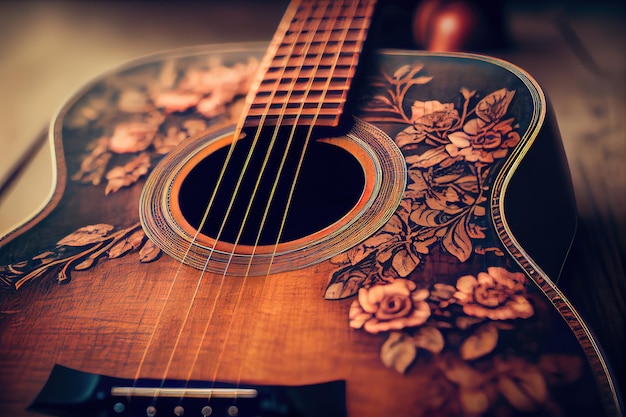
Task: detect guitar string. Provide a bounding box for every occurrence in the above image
[133,0,368,409]
[174,0,325,404]
[227,0,367,399]
[129,23,280,391]
[266,0,369,271]
[145,5,312,404]
[148,0,351,406]
[208,0,350,402]
[173,0,364,407]
[254,0,373,402]
[129,3,299,400]
[130,78,263,397]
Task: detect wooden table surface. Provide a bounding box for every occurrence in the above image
[0,0,624,400]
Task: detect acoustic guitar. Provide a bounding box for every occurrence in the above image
[0,1,622,416]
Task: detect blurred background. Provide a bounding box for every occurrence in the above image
[0,0,624,395]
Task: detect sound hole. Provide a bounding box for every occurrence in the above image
[178,130,365,246]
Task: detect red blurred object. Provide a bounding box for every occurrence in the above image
[412,0,507,52]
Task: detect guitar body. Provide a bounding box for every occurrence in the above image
[0,42,621,417]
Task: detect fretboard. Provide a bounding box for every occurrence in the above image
[243,0,376,128]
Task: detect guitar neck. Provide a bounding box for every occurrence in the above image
[243,0,376,128]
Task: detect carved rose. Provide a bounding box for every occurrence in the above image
[396,100,459,148]
[410,100,455,123]
[454,267,534,320]
[107,113,164,154]
[349,279,431,333]
[446,118,520,163]
[153,91,202,114]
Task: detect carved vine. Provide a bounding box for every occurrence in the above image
[0,223,160,291]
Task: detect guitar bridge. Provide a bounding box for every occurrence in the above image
[30,364,347,417]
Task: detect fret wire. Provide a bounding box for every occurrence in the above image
[171,0,317,402]
[247,0,376,127]
[265,0,364,275]
[231,0,341,392]
[339,0,376,96]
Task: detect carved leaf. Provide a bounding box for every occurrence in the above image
[71,137,112,186]
[405,147,450,169]
[394,63,425,86]
[393,65,411,79]
[456,175,480,193]
[475,88,515,123]
[105,153,151,194]
[108,230,145,259]
[442,217,473,262]
[538,354,583,385]
[460,323,498,360]
[391,247,420,277]
[32,251,56,261]
[498,366,548,412]
[395,126,425,148]
[32,251,57,265]
[455,316,486,330]
[74,256,97,271]
[473,205,486,217]
[459,386,496,416]
[324,262,374,300]
[410,204,440,227]
[372,94,394,107]
[361,233,395,250]
[410,76,433,86]
[405,63,425,78]
[412,234,437,255]
[345,244,372,266]
[183,119,207,137]
[381,332,417,373]
[139,239,161,263]
[413,326,445,354]
[117,89,150,113]
[154,126,188,155]
[57,224,114,247]
[438,356,489,389]
[108,118,161,154]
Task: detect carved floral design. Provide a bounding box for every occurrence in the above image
[326,66,518,301]
[1,55,257,290]
[0,223,159,291]
[70,57,258,194]
[324,62,585,415]
[353,267,536,368]
[454,267,534,321]
[349,279,430,333]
